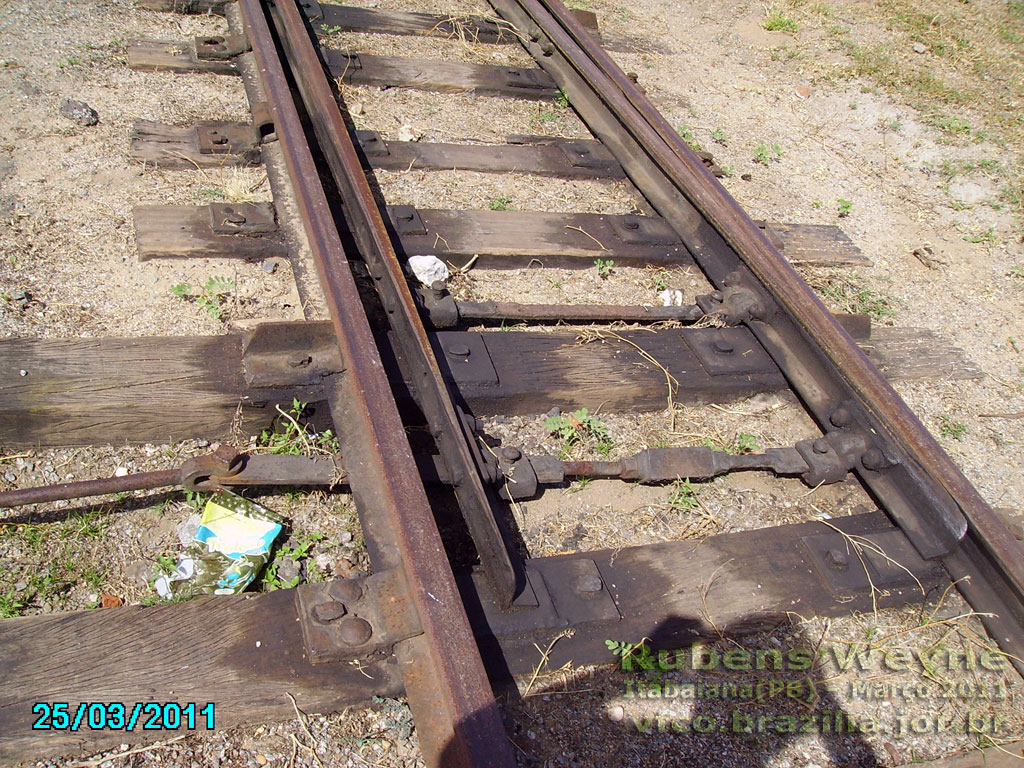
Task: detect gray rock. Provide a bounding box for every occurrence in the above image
[59,98,99,126]
[276,557,301,584]
[545,407,561,418]
[126,560,153,586]
[176,513,202,546]
[912,42,927,54]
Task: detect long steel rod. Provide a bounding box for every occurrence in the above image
[235,2,514,765]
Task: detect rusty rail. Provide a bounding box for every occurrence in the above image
[488,0,1024,672]
[235,2,514,764]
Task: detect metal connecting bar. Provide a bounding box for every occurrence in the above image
[490,0,1024,671]
[235,2,514,764]
[0,449,346,509]
[455,299,704,325]
[0,468,179,509]
[560,446,808,483]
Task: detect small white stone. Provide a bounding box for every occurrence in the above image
[255,640,262,648]
[113,466,128,477]
[19,369,27,376]
[406,254,450,287]
[607,705,624,722]
[397,123,421,142]
[659,289,685,307]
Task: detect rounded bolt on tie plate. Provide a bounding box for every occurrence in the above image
[623,220,640,230]
[223,207,246,224]
[812,439,830,455]
[861,448,887,471]
[339,617,373,645]
[712,340,734,354]
[500,446,522,462]
[312,601,348,623]
[448,344,471,358]
[573,573,604,593]
[710,291,723,302]
[825,549,849,570]
[330,579,362,603]
[830,407,852,428]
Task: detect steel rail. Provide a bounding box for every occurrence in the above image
[264,0,527,614]
[489,0,1024,671]
[235,2,514,764]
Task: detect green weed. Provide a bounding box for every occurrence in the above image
[171,276,235,320]
[753,143,783,165]
[257,398,339,456]
[938,415,968,441]
[594,258,615,279]
[962,227,996,244]
[763,11,798,33]
[815,274,896,322]
[545,408,613,457]
[837,198,853,217]
[675,125,702,152]
[0,587,25,618]
[667,479,699,513]
[489,196,513,211]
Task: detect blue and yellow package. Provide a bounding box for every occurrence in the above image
[154,490,283,599]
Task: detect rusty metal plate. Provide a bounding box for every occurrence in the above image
[607,214,679,245]
[802,529,944,597]
[503,67,554,92]
[195,122,257,155]
[194,34,249,60]
[467,557,619,639]
[208,202,277,235]
[432,332,498,387]
[388,205,427,236]
[684,327,776,376]
[356,129,390,157]
[298,0,323,21]
[558,141,619,173]
[242,321,344,388]
[296,570,422,664]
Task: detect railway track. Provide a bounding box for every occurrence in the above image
[0,0,1022,765]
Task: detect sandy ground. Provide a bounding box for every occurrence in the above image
[0,0,1022,766]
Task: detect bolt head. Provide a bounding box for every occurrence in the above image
[500,446,522,462]
[448,344,471,358]
[330,579,362,603]
[830,407,852,428]
[861,448,886,471]
[339,617,373,645]
[312,601,347,623]
[712,339,734,354]
[812,439,830,455]
[825,549,849,570]
[573,573,603,593]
